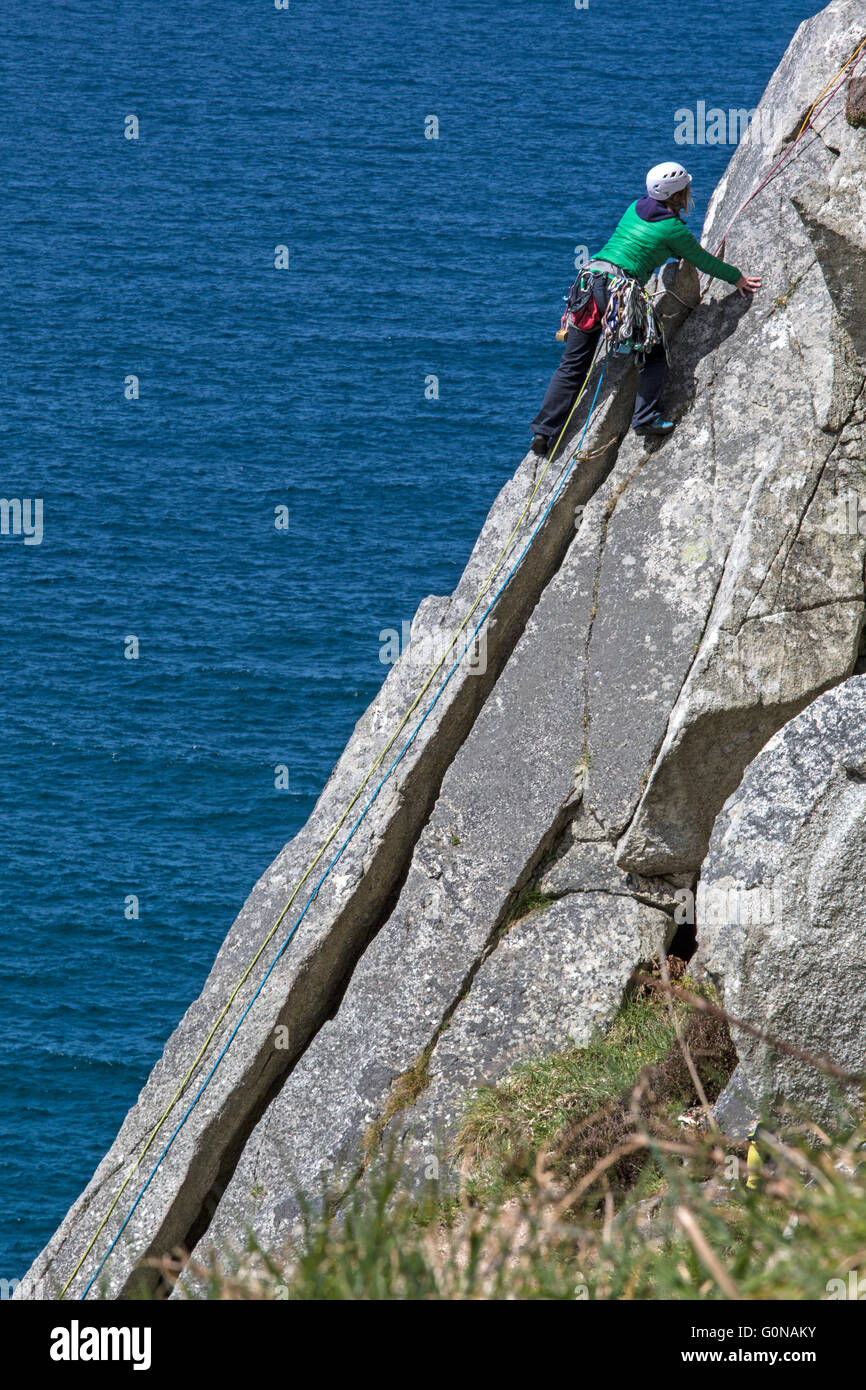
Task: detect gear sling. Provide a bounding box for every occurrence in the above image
[531,262,668,441]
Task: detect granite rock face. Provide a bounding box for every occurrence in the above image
[847,73,866,128]
[696,677,866,1123]
[21,0,866,1300]
[615,0,866,873]
[179,480,677,1278]
[712,1067,761,1144]
[381,886,670,1195]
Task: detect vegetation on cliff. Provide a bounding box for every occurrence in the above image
[163,969,866,1301]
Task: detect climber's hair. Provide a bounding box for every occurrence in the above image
[666,185,695,217]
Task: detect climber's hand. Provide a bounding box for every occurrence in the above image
[736,273,762,297]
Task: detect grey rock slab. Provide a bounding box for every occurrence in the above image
[178,473,613,1276]
[613,13,866,874]
[696,675,866,1123]
[701,0,866,264]
[383,885,672,1192]
[792,154,866,361]
[539,807,692,915]
[713,1066,760,1143]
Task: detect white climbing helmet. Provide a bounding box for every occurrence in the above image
[646,160,693,200]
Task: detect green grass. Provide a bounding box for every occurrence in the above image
[771,267,808,312]
[171,1117,866,1301]
[162,983,866,1301]
[455,993,683,1171]
[502,884,560,928]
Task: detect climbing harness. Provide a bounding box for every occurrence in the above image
[59,33,866,1300]
[557,265,665,359]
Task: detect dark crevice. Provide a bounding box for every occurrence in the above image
[580,442,659,757]
[755,378,866,616]
[316,795,588,1218]
[669,917,698,961]
[734,594,864,628]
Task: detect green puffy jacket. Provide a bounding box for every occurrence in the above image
[593,200,741,287]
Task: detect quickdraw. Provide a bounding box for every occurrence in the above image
[557,265,666,360]
[601,272,665,358]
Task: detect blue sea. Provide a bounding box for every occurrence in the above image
[1,0,820,1277]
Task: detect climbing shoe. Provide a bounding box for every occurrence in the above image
[530,434,550,456]
[634,415,675,438]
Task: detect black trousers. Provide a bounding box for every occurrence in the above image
[531,323,667,439]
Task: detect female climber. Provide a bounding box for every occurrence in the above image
[529,161,762,455]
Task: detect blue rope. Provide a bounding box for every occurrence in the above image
[80,355,610,1298]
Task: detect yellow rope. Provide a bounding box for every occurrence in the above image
[59,345,605,1297]
[795,35,866,139]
